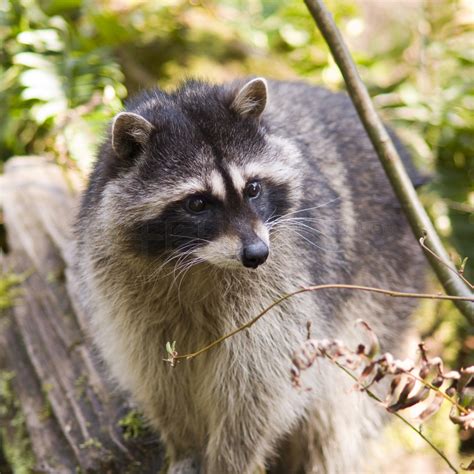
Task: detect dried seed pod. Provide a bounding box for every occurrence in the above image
[418,392,444,422]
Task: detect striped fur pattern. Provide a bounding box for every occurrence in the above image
[74,78,425,473]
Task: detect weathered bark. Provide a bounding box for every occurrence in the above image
[0,156,164,473]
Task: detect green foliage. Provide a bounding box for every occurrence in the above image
[0,0,125,166]
[0,270,23,312]
[118,409,148,440]
[0,371,35,474]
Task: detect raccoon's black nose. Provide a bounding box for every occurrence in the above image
[242,241,269,269]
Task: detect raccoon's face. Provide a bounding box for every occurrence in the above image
[101,78,302,271]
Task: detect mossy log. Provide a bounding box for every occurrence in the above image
[0,157,164,473]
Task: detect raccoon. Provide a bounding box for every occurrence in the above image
[74,77,425,473]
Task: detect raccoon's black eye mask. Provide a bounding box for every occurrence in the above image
[127,177,290,259]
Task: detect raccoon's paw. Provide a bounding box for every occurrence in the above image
[168,458,201,474]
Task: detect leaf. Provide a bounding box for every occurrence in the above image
[20,69,63,101]
[17,29,63,52]
[417,392,444,422]
[165,341,175,355]
[458,366,474,393]
[387,378,416,412]
[31,99,67,124]
[13,52,53,69]
[355,319,380,358]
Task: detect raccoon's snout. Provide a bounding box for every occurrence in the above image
[241,240,269,269]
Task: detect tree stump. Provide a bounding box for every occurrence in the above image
[0,157,164,473]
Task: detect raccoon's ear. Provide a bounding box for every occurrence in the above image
[231,78,267,118]
[111,112,155,158]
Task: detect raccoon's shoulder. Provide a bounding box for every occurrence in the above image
[263,79,367,145]
[264,79,424,189]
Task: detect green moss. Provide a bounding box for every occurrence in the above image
[74,375,88,399]
[0,371,15,417]
[38,399,52,422]
[79,437,103,450]
[0,371,35,474]
[118,410,148,440]
[0,273,24,313]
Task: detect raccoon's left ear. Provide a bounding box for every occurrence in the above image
[231,78,268,118]
[111,112,155,158]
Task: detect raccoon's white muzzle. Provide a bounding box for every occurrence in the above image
[194,223,270,269]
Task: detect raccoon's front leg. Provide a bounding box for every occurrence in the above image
[204,431,265,474]
[168,457,201,474]
[148,413,202,473]
[162,438,202,474]
[203,411,274,474]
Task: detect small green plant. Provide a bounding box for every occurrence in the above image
[79,437,102,450]
[0,371,35,474]
[0,271,24,312]
[118,409,148,440]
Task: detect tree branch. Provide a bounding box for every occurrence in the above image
[303,0,473,322]
[165,284,473,364]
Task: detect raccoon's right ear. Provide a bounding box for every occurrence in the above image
[111,112,155,158]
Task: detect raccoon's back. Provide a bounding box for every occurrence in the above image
[264,80,425,343]
[264,80,421,191]
[264,80,421,257]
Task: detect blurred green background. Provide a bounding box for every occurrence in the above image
[0,0,472,470]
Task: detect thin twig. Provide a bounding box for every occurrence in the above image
[303,0,473,322]
[171,284,473,362]
[331,358,459,473]
[419,235,473,290]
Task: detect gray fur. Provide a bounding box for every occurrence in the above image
[74,78,425,473]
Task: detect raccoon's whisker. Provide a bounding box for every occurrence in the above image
[271,224,343,253]
[270,213,338,223]
[170,249,206,283]
[291,230,339,253]
[173,254,201,279]
[270,218,333,239]
[277,220,338,243]
[266,200,342,232]
[148,237,210,282]
[150,244,197,280]
[168,235,213,245]
[154,251,185,273]
[264,208,279,226]
[267,215,341,235]
[151,245,200,283]
[270,197,341,222]
[170,252,198,283]
[168,258,191,295]
[267,216,329,233]
[174,257,206,304]
[272,216,343,225]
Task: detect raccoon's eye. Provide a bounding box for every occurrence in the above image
[185,196,207,214]
[245,181,262,199]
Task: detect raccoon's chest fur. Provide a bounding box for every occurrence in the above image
[86,259,318,442]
